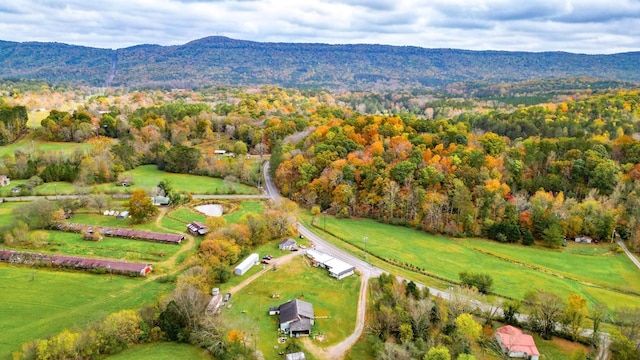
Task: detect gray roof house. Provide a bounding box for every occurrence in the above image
[279,238,297,250]
[276,299,314,336]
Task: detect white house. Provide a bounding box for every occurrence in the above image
[234,253,259,276]
[0,175,10,187]
[324,258,355,280]
[306,249,355,280]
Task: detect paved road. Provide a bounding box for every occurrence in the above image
[618,240,640,270]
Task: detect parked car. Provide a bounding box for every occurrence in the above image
[223,293,231,302]
[290,248,299,252]
[261,259,270,264]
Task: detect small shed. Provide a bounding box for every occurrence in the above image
[187,221,210,236]
[285,352,306,360]
[279,238,297,251]
[234,253,259,276]
[116,211,129,219]
[151,196,170,206]
[575,236,593,244]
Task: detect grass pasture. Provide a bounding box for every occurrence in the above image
[171,207,207,224]
[107,342,212,360]
[300,213,640,308]
[223,201,265,223]
[224,256,360,359]
[0,266,172,359]
[0,139,95,158]
[5,230,182,264]
[108,165,259,195]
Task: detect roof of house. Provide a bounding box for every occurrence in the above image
[306,249,333,264]
[280,238,297,246]
[496,325,540,356]
[324,258,355,275]
[279,299,314,324]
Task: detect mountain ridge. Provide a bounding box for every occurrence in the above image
[1,36,639,89]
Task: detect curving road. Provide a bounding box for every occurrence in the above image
[264,161,614,360]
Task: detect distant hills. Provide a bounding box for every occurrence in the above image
[1,36,639,90]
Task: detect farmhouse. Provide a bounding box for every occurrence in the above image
[306,249,355,280]
[187,221,210,236]
[323,258,356,280]
[271,299,315,337]
[279,238,297,250]
[495,325,540,360]
[574,236,593,244]
[234,253,259,275]
[0,175,9,186]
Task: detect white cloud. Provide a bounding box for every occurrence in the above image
[0,0,637,53]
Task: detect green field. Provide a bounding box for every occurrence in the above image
[223,201,265,223]
[224,256,360,359]
[38,230,181,263]
[1,165,259,197]
[0,266,173,359]
[107,342,212,360]
[0,139,95,158]
[171,207,207,224]
[107,165,259,195]
[300,213,640,308]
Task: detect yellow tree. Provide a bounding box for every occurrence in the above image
[127,189,158,223]
[564,294,588,340]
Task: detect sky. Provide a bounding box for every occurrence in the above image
[0,0,639,54]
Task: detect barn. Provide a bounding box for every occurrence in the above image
[234,253,259,276]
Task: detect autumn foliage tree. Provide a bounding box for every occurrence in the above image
[127,189,158,223]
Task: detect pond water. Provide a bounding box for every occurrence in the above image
[195,204,223,217]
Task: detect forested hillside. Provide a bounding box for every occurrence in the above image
[1,37,640,89]
[273,91,640,250]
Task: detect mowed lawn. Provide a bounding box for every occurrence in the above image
[99,165,259,195]
[224,256,360,359]
[0,266,173,359]
[223,201,265,223]
[309,214,640,308]
[107,342,212,360]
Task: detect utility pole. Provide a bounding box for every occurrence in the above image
[363,236,368,260]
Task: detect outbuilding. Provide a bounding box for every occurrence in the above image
[324,258,356,280]
[187,221,210,236]
[234,253,259,276]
